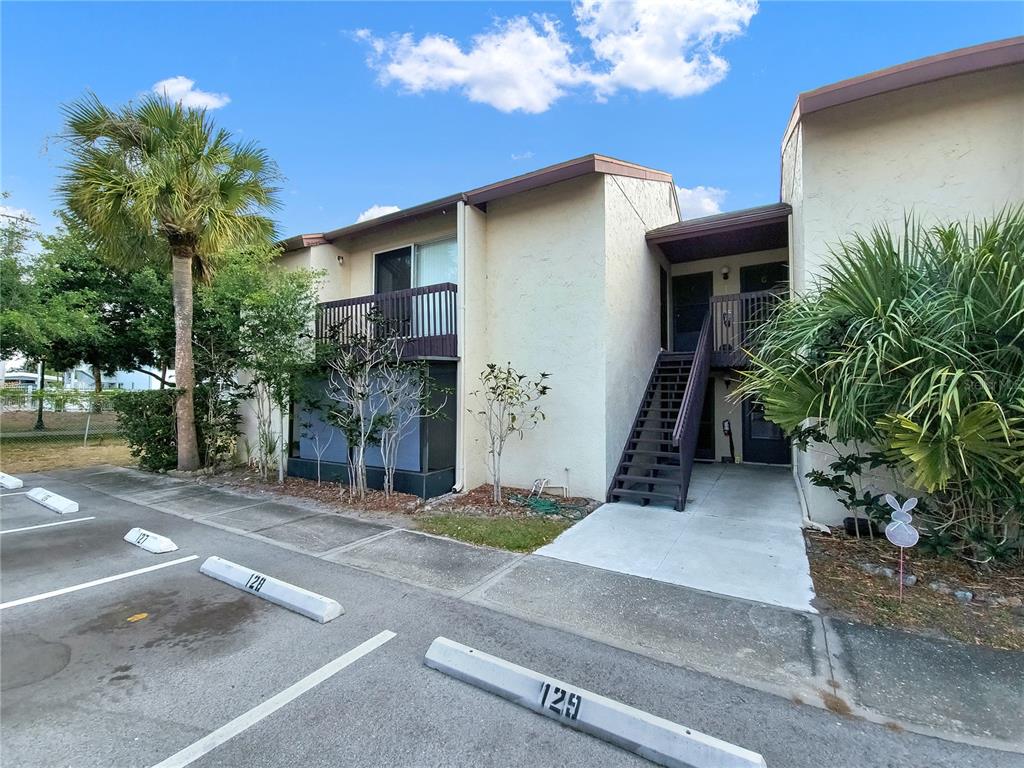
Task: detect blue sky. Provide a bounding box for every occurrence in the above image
[3,2,1021,239]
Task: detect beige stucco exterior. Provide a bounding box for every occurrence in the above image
[783,63,1024,294]
[256,171,679,501]
[782,62,1024,524]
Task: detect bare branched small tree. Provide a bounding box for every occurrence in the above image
[469,363,551,504]
[378,356,449,497]
[322,312,396,501]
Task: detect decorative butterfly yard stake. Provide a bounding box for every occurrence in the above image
[884,494,919,601]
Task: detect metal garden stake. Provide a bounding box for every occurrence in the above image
[884,494,919,601]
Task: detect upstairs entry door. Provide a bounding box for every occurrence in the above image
[672,272,713,352]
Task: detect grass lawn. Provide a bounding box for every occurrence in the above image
[418,514,572,553]
[0,438,133,474]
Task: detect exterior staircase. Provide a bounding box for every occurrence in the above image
[608,317,712,511]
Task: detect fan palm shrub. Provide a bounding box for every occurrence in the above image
[59,95,279,469]
[736,208,1024,562]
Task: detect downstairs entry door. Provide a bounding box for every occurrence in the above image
[672,272,713,352]
[742,398,790,464]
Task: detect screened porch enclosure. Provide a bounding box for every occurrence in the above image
[288,362,457,498]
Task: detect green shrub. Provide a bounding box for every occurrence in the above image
[111,390,177,471]
[112,386,242,471]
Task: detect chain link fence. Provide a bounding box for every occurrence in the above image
[0,388,132,473]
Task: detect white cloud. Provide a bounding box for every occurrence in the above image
[356,204,401,223]
[511,150,535,161]
[356,17,580,114]
[356,0,756,113]
[152,76,231,110]
[675,185,727,219]
[575,0,757,99]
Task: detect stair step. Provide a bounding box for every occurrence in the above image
[615,474,681,486]
[623,449,679,458]
[609,488,681,504]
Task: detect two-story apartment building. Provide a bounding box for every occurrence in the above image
[262,36,1022,525]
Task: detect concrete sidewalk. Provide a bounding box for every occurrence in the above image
[49,465,1024,753]
[535,463,815,612]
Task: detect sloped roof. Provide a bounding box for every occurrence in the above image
[281,154,674,251]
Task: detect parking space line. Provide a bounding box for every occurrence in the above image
[0,554,199,610]
[149,630,397,768]
[0,517,96,535]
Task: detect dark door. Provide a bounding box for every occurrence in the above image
[375,246,413,333]
[742,398,790,464]
[696,379,715,461]
[672,272,713,352]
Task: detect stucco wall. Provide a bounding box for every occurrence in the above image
[782,63,1024,525]
[790,64,1023,290]
[602,175,677,488]
[457,202,490,491]
[475,174,609,499]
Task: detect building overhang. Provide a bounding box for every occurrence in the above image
[783,36,1024,147]
[279,154,675,252]
[646,203,791,263]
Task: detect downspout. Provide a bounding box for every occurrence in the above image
[793,443,830,533]
[452,199,469,493]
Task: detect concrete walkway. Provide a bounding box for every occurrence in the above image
[536,463,817,612]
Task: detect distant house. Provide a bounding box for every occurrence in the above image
[63,365,166,392]
[252,37,1022,524]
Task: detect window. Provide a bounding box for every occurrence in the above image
[374,246,412,293]
[373,237,457,294]
[415,237,457,287]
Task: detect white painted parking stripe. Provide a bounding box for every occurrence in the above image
[0,517,96,535]
[149,630,396,768]
[0,554,199,610]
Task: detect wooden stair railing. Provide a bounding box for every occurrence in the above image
[671,312,712,510]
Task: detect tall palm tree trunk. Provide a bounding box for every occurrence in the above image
[171,248,200,470]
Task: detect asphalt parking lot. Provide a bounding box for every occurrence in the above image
[1,467,1021,768]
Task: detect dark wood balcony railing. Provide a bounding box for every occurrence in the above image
[315,282,458,359]
[709,289,785,367]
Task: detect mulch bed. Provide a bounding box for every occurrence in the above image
[806,529,1024,651]
[426,484,599,520]
[214,471,598,524]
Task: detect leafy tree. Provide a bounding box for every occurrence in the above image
[34,211,171,395]
[736,209,1024,562]
[469,363,551,504]
[238,265,320,482]
[0,201,98,428]
[59,94,280,470]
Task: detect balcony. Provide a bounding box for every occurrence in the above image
[315,282,458,359]
[709,289,785,368]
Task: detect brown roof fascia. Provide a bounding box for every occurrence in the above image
[279,154,675,247]
[646,203,792,243]
[464,153,673,206]
[788,37,1023,129]
[321,193,464,242]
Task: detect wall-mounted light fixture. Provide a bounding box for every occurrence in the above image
[336,253,344,266]
[721,266,730,280]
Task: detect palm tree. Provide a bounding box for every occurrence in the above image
[59,94,279,470]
